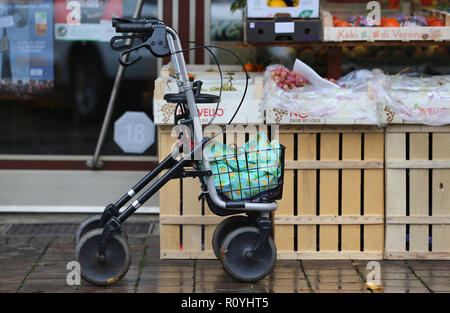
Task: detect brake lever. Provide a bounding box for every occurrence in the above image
[119,41,149,67]
[110,34,148,52]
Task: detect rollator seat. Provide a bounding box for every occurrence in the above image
[164,92,221,104]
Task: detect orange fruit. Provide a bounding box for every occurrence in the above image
[244,63,256,72]
[429,19,445,27]
[256,64,266,72]
[334,19,351,27]
[426,16,438,24]
[380,17,400,27]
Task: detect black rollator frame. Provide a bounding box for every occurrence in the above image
[74,17,284,285]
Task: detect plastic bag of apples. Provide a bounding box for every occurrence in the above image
[262,59,386,126]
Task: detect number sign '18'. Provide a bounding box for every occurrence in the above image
[114,111,155,154]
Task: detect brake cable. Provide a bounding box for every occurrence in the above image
[172,44,249,139]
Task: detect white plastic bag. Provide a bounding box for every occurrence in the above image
[262,59,385,126]
[381,75,450,126]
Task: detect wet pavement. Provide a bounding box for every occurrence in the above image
[0,222,449,293]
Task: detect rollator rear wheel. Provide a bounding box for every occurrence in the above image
[221,226,276,283]
[212,215,248,260]
[75,228,131,286]
[75,215,128,244]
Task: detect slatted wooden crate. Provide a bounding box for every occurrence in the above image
[159,125,385,260]
[274,125,385,260]
[385,125,450,260]
[158,125,269,259]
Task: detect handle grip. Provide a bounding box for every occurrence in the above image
[114,23,154,33]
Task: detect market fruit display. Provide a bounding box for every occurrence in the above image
[270,65,309,90]
[332,14,446,27]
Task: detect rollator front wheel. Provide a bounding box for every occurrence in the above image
[75,215,128,244]
[75,228,131,286]
[212,215,248,260]
[221,226,276,283]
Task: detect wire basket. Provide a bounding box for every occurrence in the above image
[208,145,285,203]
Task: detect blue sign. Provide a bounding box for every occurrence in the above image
[0,0,53,93]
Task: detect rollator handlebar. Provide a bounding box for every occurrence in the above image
[112,17,164,33]
[110,17,171,66]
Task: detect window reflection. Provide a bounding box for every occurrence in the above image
[0,0,158,156]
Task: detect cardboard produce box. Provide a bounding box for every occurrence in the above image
[154,65,265,125]
[247,0,319,19]
[245,15,322,43]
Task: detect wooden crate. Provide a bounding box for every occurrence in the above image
[274,125,385,260]
[158,125,269,259]
[321,10,450,42]
[385,125,450,260]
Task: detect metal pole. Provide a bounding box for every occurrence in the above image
[87,0,145,169]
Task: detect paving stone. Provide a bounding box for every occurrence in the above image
[307,275,363,283]
[140,271,196,280]
[141,265,194,274]
[419,277,450,285]
[195,282,253,293]
[256,279,310,289]
[264,270,305,279]
[311,282,367,291]
[138,277,194,287]
[18,279,77,293]
[3,228,450,293]
[303,269,359,276]
[136,286,193,293]
[0,224,10,235]
[378,272,419,280]
[414,270,450,277]
[381,286,430,293]
[258,286,312,293]
[314,289,371,293]
[151,223,159,235]
[80,285,136,293]
[381,279,425,288]
[408,261,450,269]
[302,260,354,270]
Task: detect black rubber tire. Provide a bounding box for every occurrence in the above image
[212,215,248,260]
[75,215,128,244]
[221,226,277,283]
[75,228,131,286]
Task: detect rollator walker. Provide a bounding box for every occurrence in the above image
[74,17,285,285]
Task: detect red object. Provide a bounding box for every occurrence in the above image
[380,18,400,27]
[429,19,445,27]
[388,0,400,9]
[426,17,439,24]
[334,19,351,27]
[54,0,123,23]
[353,17,364,27]
[421,0,433,6]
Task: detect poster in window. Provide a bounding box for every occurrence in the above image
[54,0,123,42]
[0,0,54,94]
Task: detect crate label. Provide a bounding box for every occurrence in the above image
[326,27,447,41]
[154,100,262,125]
[275,22,294,33]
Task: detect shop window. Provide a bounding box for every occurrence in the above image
[0,0,158,156]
